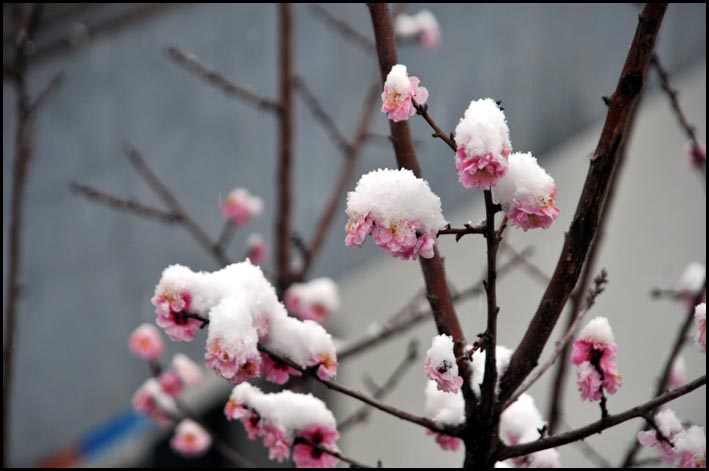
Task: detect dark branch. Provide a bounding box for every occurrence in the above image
[411,98,456,151]
[437,223,486,241]
[28,72,64,116]
[293,75,351,154]
[310,5,376,52]
[292,437,372,468]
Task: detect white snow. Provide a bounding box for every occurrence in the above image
[655,409,684,438]
[494,152,556,210]
[577,316,615,344]
[454,98,511,158]
[469,345,513,397]
[384,64,413,96]
[677,262,706,293]
[423,380,465,426]
[674,425,706,465]
[286,277,341,313]
[499,394,544,445]
[172,353,202,386]
[426,334,459,372]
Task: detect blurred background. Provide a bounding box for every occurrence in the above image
[2,3,706,467]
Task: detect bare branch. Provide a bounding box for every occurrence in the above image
[71,182,183,223]
[437,223,486,241]
[293,75,351,154]
[292,437,373,468]
[28,72,64,116]
[412,99,456,151]
[498,375,706,461]
[310,5,376,52]
[166,45,281,112]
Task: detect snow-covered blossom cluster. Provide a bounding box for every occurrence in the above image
[170,419,212,457]
[695,303,706,352]
[677,262,706,310]
[422,343,561,466]
[381,64,428,122]
[424,334,463,393]
[225,383,340,468]
[494,152,560,231]
[220,188,263,227]
[570,317,622,402]
[454,98,512,190]
[638,409,706,468]
[285,277,340,324]
[345,168,447,260]
[151,261,338,385]
[132,377,179,426]
[394,10,441,50]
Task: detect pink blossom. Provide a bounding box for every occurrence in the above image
[506,187,560,231]
[688,143,706,169]
[293,424,340,468]
[455,150,509,190]
[575,361,604,402]
[158,370,184,398]
[417,11,441,50]
[424,335,464,393]
[675,426,706,468]
[205,338,261,384]
[220,188,263,226]
[170,419,212,457]
[246,233,267,265]
[371,220,437,260]
[286,293,330,323]
[426,430,462,451]
[381,64,428,122]
[424,357,463,393]
[172,353,202,387]
[128,323,164,360]
[695,303,706,351]
[224,398,263,440]
[132,379,175,427]
[261,352,302,385]
[309,353,338,381]
[344,214,374,247]
[261,421,292,462]
[638,430,676,462]
[284,279,340,324]
[570,317,622,401]
[151,290,201,342]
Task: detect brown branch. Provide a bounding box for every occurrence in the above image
[256,345,456,436]
[275,4,295,293]
[166,45,281,112]
[292,437,372,468]
[122,143,232,266]
[339,340,419,432]
[310,5,376,52]
[497,375,706,461]
[296,73,381,280]
[293,75,351,154]
[28,72,64,116]
[337,246,534,361]
[620,278,706,466]
[504,270,608,411]
[498,4,667,406]
[651,53,705,174]
[4,5,44,466]
[412,99,456,151]
[70,182,183,223]
[437,223,486,241]
[367,3,475,421]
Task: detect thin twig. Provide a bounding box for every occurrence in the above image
[293,75,351,154]
[28,72,64,115]
[216,221,236,251]
[499,4,667,405]
[412,99,456,151]
[309,5,376,52]
[497,375,706,461]
[122,143,232,266]
[71,182,183,223]
[621,278,706,466]
[166,45,281,112]
[292,437,372,468]
[504,270,609,410]
[339,340,419,432]
[437,223,486,241]
[558,419,613,468]
[499,242,551,286]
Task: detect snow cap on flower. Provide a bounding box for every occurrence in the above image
[423,381,464,452]
[170,419,212,457]
[246,233,268,265]
[576,316,615,345]
[527,448,562,468]
[424,334,463,393]
[132,378,178,426]
[285,277,340,324]
[345,168,447,260]
[172,353,202,387]
[220,188,263,226]
[394,10,441,50]
[675,425,706,468]
[381,64,428,122]
[453,98,512,189]
[227,383,339,467]
[128,323,165,360]
[495,152,559,231]
[695,303,706,351]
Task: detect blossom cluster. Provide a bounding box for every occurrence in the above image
[394,10,441,50]
[345,168,447,260]
[638,409,706,468]
[220,188,263,227]
[151,261,338,385]
[285,277,340,324]
[570,317,622,402]
[225,383,340,468]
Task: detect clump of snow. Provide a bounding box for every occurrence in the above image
[285,277,340,324]
[499,394,543,446]
[469,345,513,398]
[674,425,706,468]
[494,152,559,231]
[577,316,615,345]
[424,380,465,427]
[345,168,447,260]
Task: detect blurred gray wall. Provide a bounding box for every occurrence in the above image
[2,3,706,467]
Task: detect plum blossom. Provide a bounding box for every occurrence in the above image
[132,378,178,426]
[159,354,202,397]
[220,188,263,226]
[426,429,461,451]
[261,352,302,385]
[246,233,267,265]
[695,303,706,351]
[380,64,428,122]
[453,98,512,189]
[128,323,164,360]
[394,10,441,50]
[285,278,340,324]
[152,288,200,342]
[675,426,706,468]
[170,419,212,457]
[345,169,447,260]
[571,317,622,401]
[424,334,463,393]
[637,408,685,463]
[495,152,559,231]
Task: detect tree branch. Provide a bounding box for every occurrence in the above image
[292,437,373,468]
[498,375,706,461]
[166,45,281,112]
[437,223,486,241]
[412,99,456,151]
[310,5,376,52]
[293,75,351,154]
[498,4,667,405]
